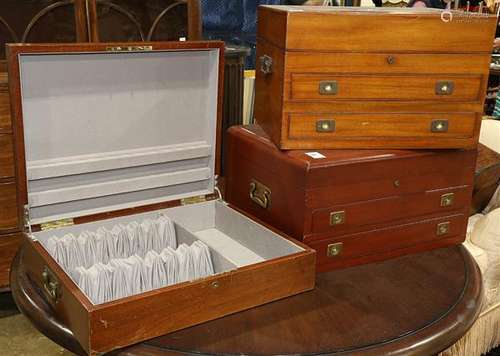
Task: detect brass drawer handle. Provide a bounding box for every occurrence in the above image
[431,120,448,133]
[42,267,61,304]
[440,193,455,207]
[319,80,338,95]
[330,211,345,225]
[327,242,343,257]
[437,221,451,236]
[316,119,335,133]
[435,81,454,95]
[249,180,271,209]
[259,55,273,75]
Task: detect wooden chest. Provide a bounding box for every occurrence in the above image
[225,125,475,271]
[254,6,497,150]
[7,42,315,355]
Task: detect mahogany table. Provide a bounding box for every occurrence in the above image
[11,244,482,356]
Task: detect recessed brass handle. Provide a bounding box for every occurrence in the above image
[435,81,454,95]
[436,221,451,236]
[431,119,449,133]
[42,267,61,304]
[249,180,271,209]
[440,193,455,207]
[319,80,338,95]
[316,119,335,133]
[259,55,273,75]
[327,242,343,257]
[330,211,346,225]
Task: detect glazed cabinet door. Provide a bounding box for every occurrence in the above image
[88,0,201,42]
[0,0,88,60]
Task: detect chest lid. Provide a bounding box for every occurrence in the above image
[8,42,223,225]
[258,6,497,53]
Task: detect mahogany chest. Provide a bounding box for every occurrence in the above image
[7,42,315,355]
[254,6,497,150]
[225,125,476,271]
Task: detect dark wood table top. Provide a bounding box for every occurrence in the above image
[11,244,482,356]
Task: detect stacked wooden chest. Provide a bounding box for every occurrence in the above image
[225,6,498,271]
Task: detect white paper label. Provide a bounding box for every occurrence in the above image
[305,152,326,159]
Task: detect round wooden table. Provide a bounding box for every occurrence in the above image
[11,244,482,356]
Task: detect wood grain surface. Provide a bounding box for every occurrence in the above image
[11,244,481,355]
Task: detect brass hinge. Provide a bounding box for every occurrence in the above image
[40,218,75,231]
[181,195,207,206]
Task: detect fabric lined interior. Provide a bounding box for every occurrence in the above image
[34,201,304,304]
[19,49,219,224]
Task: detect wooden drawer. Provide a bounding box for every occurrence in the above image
[308,212,467,271]
[0,181,19,231]
[0,233,22,289]
[285,53,491,75]
[0,134,14,178]
[288,113,476,141]
[290,74,482,102]
[310,186,471,236]
[0,91,11,133]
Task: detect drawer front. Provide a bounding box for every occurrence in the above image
[308,213,467,270]
[285,53,491,75]
[290,74,482,101]
[0,92,11,133]
[0,181,20,231]
[288,113,476,140]
[0,134,14,178]
[310,186,471,236]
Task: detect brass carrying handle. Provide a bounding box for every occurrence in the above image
[42,267,61,304]
[249,181,271,209]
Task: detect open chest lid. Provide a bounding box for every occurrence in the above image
[7,42,224,226]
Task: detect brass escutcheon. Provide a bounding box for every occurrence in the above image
[386,55,396,65]
[327,243,344,257]
[259,55,273,75]
[440,193,455,207]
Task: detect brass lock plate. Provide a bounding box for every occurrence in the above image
[436,222,450,236]
[431,120,449,133]
[316,119,335,133]
[435,81,454,95]
[42,266,61,304]
[249,180,271,209]
[330,211,345,225]
[327,242,343,257]
[319,81,338,95]
[440,193,455,207]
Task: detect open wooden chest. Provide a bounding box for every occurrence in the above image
[7,42,315,355]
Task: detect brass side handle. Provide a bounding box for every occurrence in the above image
[259,55,273,75]
[249,180,271,209]
[42,267,61,304]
